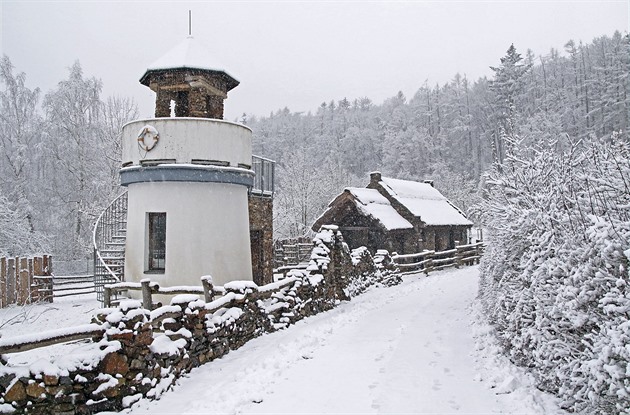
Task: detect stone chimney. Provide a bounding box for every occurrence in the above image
[370,171,382,187]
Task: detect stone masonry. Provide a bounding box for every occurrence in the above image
[248,195,274,286]
[141,69,239,119]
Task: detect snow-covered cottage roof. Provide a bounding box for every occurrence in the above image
[312,187,413,232]
[347,188,413,231]
[378,177,473,226]
[140,36,239,89]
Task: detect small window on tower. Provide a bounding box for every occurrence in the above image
[147,212,166,272]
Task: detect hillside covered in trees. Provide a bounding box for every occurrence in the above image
[1,32,627,255]
[246,31,628,239]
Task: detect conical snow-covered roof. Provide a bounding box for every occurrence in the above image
[140,36,238,90]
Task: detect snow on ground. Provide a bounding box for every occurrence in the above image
[0,292,100,366]
[0,268,566,414]
[100,266,566,415]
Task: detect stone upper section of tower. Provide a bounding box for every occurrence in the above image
[140,36,239,119]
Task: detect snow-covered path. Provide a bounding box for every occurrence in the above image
[116,266,563,415]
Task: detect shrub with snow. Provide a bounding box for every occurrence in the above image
[478,133,630,414]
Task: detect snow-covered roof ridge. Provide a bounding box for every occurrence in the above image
[144,36,236,80]
[347,187,390,205]
[379,177,446,201]
[346,187,413,231]
[378,176,473,226]
[312,187,413,232]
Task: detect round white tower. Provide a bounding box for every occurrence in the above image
[121,37,253,288]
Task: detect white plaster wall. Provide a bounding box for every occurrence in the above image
[122,118,252,167]
[125,181,253,289]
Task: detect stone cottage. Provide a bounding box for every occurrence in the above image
[312,172,473,254]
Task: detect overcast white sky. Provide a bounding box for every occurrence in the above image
[1,1,628,121]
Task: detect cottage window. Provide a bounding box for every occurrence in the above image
[147,212,166,272]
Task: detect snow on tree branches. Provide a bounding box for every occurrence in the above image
[478,133,630,414]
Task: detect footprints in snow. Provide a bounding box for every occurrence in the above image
[432,379,442,391]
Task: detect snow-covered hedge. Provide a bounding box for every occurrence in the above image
[478,134,629,414]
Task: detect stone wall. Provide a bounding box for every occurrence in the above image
[248,195,274,285]
[0,227,398,415]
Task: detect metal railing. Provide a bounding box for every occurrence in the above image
[251,155,275,197]
[93,191,128,302]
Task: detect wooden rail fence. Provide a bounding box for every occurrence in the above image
[0,244,484,354]
[52,275,95,298]
[0,277,295,355]
[391,242,484,274]
[102,277,225,310]
[0,255,53,308]
[274,238,312,267]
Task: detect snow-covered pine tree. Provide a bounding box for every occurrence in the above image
[489,44,531,164]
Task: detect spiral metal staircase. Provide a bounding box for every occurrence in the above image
[93,191,128,302]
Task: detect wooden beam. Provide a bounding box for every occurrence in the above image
[184,76,227,98]
[6,258,15,305]
[0,257,6,308]
[17,257,27,305]
[32,257,43,303]
[0,325,106,354]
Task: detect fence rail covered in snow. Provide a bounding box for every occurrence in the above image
[0,277,304,356]
[391,242,484,273]
[102,277,225,309]
[0,324,106,354]
[0,255,53,308]
[52,274,95,298]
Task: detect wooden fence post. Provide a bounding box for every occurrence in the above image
[43,255,52,274]
[27,258,35,303]
[17,257,29,305]
[424,252,434,275]
[32,257,43,303]
[42,255,53,303]
[454,247,463,268]
[6,258,16,305]
[0,257,6,308]
[202,277,214,303]
[141,279,153,310]
[103,286,111,308]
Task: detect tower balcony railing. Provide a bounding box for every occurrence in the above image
[251,155,275,197]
